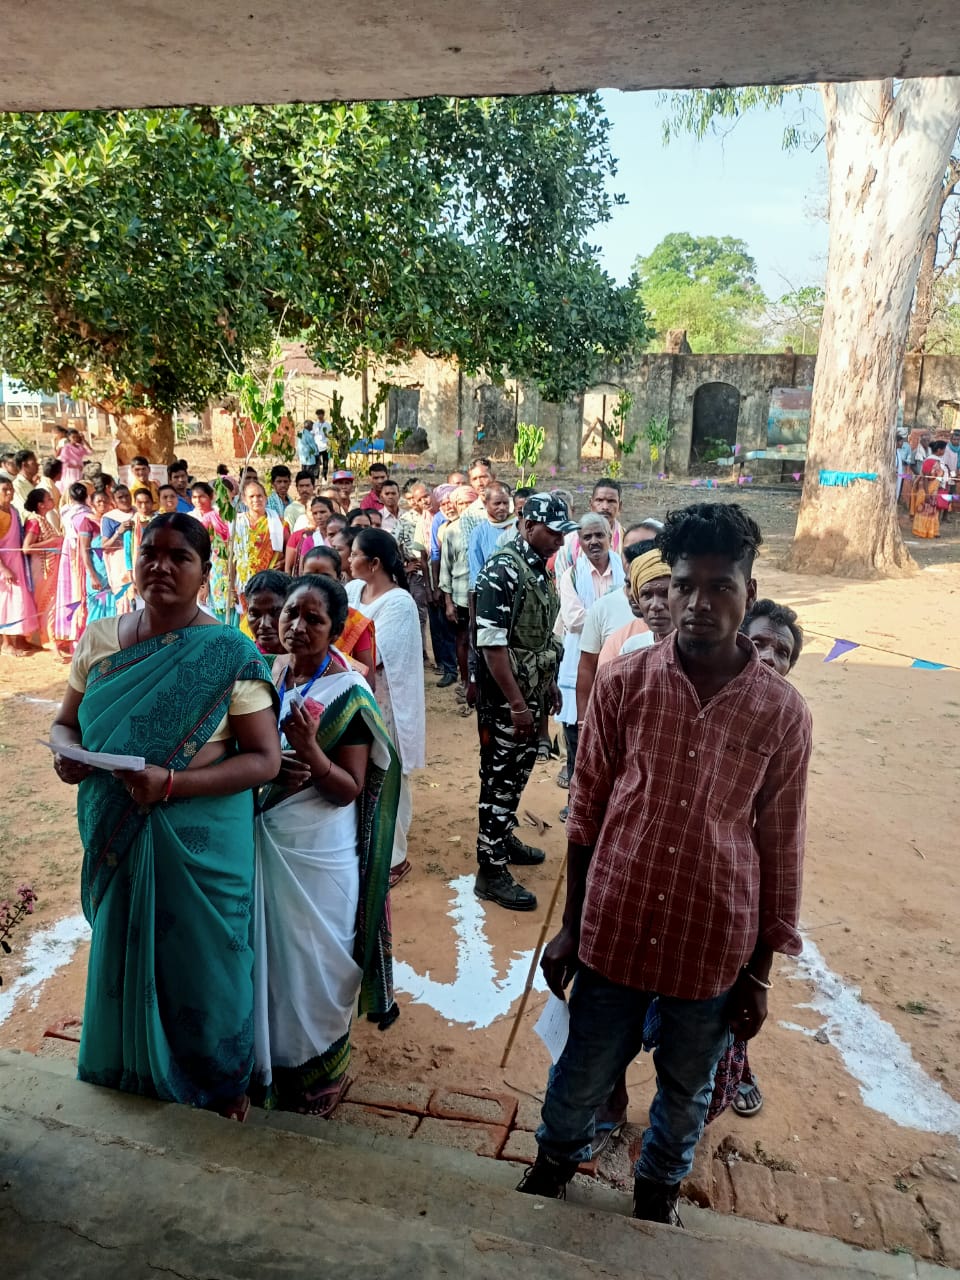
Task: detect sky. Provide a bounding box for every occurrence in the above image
[593,90,829,300]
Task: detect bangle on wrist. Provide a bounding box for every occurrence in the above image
[743,968,773,990]
[315,754,333,781]
[161,768,175,804]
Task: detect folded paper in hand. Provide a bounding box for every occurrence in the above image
[38,740,146,773]
[534,993,570,1064]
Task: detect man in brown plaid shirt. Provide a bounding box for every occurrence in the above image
[518,503,812,1226]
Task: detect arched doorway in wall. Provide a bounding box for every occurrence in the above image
[690,382,741,466]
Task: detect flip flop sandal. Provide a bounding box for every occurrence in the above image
[591,1119,626,1157]
[536,740,552,762]
[388,859,412,889]
[298,1075,351,1119]
[732,1083,764,1117]
[556,765,570,789]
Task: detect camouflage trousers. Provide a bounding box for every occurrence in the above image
[476,697,539,868]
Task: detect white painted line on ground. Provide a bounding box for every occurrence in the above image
[394,874,545,1029]
[0,913,90,1026]
[783,936,960,1137]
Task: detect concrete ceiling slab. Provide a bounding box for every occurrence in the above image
[3,0,959,110]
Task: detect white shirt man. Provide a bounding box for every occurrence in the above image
[943,433,960,475]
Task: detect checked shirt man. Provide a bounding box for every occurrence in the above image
[474,493,578,911]
[519,502,812,1225]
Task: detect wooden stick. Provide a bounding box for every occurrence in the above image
[500,861,567,1070]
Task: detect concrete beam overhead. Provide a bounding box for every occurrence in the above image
[3,0,960,111]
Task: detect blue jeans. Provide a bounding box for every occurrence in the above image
[536,967,732,1185]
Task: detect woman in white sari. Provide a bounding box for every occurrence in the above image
[254,574,400,1115]
[346,528,426,886]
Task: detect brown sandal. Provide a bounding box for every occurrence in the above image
[389,859,412,888]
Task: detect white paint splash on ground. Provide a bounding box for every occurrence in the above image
[0,913,90,1026]
[782,935,960,1137]
[0,694,60,707]
[394,874,545,1029]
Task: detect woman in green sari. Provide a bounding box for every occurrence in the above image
[51,512,281,1119]
[254,574,400,1115]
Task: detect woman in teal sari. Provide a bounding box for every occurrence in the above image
[253,574,400,1115]
[51,512,281,1119]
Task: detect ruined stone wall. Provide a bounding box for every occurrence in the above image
[211,350,960,475]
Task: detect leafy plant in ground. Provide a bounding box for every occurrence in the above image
[221,332,291,613]
[0,884,37,987]
[642,413,676,476]
[601,389,641,477]
[696,436,734,465]
[514,421,546,488]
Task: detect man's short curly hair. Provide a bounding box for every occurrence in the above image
[741,599,804,668]
[656,502,763,577]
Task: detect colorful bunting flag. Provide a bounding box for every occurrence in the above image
[824,638,859,663]
[911,659,947,670]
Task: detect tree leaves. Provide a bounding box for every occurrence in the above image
[0,98,647,415]
[631,232,766,352]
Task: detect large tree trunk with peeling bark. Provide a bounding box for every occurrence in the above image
[788,79,960,579]
[115,407,175,466]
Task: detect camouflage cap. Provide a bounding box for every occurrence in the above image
[522,491,579,534]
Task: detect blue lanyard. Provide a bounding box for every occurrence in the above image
[277,653,332,724]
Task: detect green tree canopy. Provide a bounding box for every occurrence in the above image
[630,231,766,352]
[0,110,301,414]
[0,96,647,426]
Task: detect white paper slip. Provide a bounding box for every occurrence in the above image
[37,740,147,773]
[534,993,571,1064]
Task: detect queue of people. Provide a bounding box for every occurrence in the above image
[40,437,818,1231]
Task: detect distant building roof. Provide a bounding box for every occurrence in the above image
[282,342,337,379]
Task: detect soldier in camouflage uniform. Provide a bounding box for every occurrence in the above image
[474,494,579,910]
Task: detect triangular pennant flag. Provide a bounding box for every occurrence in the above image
[824,638,859,663]
[911,659,947,670]
[792,471,802,482]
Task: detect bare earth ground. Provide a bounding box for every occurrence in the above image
[2,470,960,1239]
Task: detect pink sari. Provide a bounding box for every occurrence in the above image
[0,507,39,638]
[58,441,88,492]
[54,504,92,643]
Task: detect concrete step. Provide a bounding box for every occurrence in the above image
[0,1049,950,1280]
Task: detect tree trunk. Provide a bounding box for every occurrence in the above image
[115,406,175,465]
[788,79,960,579]
[908,156,960,352]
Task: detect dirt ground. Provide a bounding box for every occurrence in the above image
[2,469,960,1205]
